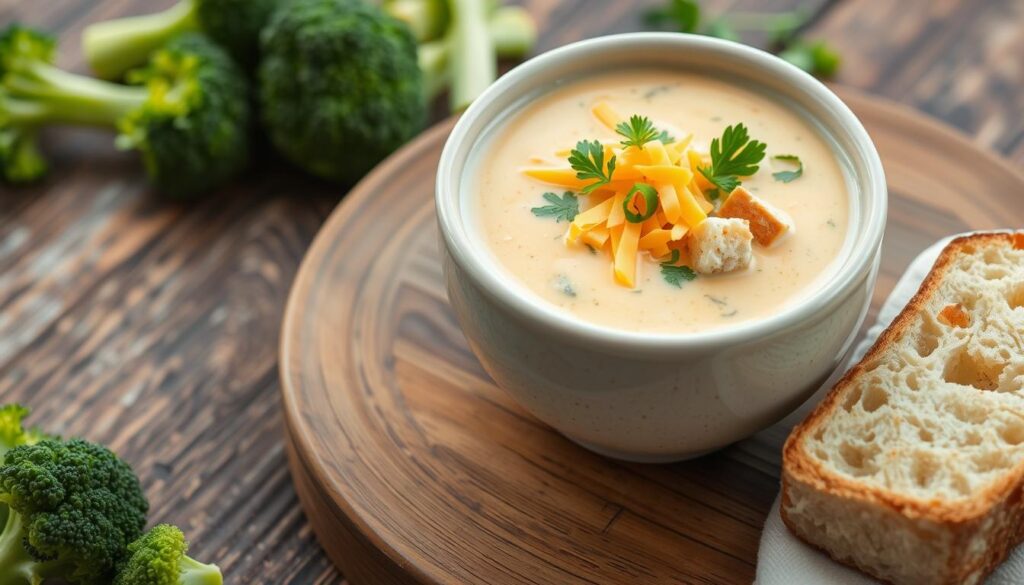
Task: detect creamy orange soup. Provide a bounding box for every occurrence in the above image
[467,70,851,333]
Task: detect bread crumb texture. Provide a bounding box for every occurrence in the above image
[688,217,753,274]
[805,239,1024,501]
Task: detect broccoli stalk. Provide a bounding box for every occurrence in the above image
[418,40,450,103]
[388,0,536,109]
[412,4,536,104]
[114,525,222,585]
[0,510,38,585]
[83,0,280,79]
[0,439,149,585]
[1,26,250,197]
[445,0,495,111]
[81,1,197,80]
[0,94,48,183]
[488,6,536,59]
[384,0,450,43]
[386,0,536,59]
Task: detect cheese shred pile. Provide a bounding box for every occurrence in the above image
[522,101,717,288]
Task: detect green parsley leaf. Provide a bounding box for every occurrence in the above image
[531,191,579,222]
[568,140,616,194]
[616,115,661,148]
[613,115,673,146]
[771,154,803,183]
[660,250,697,288]
[779,41,841,79]
[697,123,766,194]
[645,0,700,33]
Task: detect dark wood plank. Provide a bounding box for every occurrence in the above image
[0,179,345,582]
[809,0,1024,156]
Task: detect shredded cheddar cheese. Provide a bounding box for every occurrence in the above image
[592,100,624,130]
[520,101,735,288]
[614,221,642,287]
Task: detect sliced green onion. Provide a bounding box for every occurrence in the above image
[623,183,659,223]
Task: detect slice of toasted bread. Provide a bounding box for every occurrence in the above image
[782,232,1024,585]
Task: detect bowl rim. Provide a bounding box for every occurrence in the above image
[436,32,887,354]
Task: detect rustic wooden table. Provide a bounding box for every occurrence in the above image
[1,0,1021,583]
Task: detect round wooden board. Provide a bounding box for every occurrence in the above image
[280,88,1024,585]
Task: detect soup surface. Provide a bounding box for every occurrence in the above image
[467,70,850,333]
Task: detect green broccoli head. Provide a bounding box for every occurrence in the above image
[117,33,251,198]
[0,26,55,183]
[0,99,46,183]
[114,524,222,585]
[1,24,251,197]
[259,0,426,184]
[0,24,54,73]
[195,0,280,69]
[0,439,149,585]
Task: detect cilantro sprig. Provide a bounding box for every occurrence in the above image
[660,250,697,288]
[771,154,803,183]
[697,123,766,194]
[531,191,579,222]
[568,140,616,194]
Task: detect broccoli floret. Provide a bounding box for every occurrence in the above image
[114,524,222,585]
[82,0,280,79]
[0,439,149,585]
[259,0,426,184]
[0,404,52,460]
[0,28,56,184]
[0,95,47,184]
[0,26,250,197]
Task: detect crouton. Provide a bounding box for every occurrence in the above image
[688,217,753,274]
[717,187,790,246]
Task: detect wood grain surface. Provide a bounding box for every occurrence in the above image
[0,0,1022,583]
[280,91,1024,585]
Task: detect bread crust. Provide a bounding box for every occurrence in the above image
[782,232,1024,585]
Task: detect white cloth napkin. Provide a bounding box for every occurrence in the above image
[756,234,1024,585]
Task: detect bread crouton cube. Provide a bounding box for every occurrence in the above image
[688,217,753,274]
[717,187,790,246]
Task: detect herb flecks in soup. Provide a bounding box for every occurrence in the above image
[470,71,850,333]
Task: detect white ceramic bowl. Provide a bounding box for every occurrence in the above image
[435,33,887,462]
